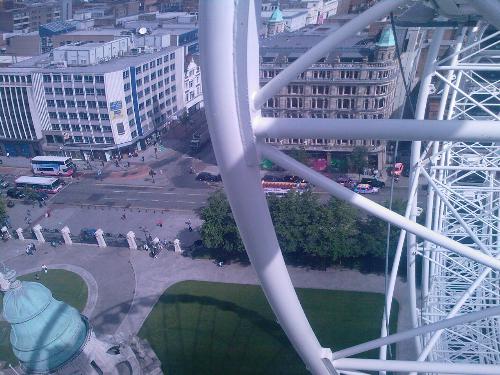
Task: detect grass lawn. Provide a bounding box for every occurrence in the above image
[139,280,398,375]
[0,269,88,367]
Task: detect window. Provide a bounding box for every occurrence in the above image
[63,75,71,83]
[64,88,74,96]
[171,74,176,82]
[69,113,78,120]
[287,85,303,94]
[95,137,104,143]
[340,70,360,79]
[116,123,125,135]
[163,55,169,63]
[136,79,143,87]
[143,63,149,71]
[312,70,331,79]
[144,88,150,95]
[337,98,355,109]
[145,99,151,106]
[127,107,133,115]
[77,101,86,108]
[105,137,114,144]
[138,91,144,98]
[156,58,162,65]
[136,66,141,74]
[84,75,93,83]
[89,113,99,121]
[81,125,91,131]
[43,74,51,83]
[56,100,65,107]
[73,135,83,143]
[366,86,371,95]
[123,70,129,79]
[61,124,70,131]
[312,85,330,95]
[49,112,57,119]
[85,88,95,95]
[87,101,96,108]
[125,95,132,104]
[158,69,163,76]
[100,114,109,120]
[84,136,93,143]
[286,98,303,108]
[54,88,63,95]
[102,126,112,132]
[78,112,88,120]
[124,83,131,91]
[98,101,107,109]
[151,72,156,79]
[338,86,356,95]
[170,52,175,60]
[364,99,370,110]
[95,75,104,83]
[375,98,386,108]
[150,61,155,68]
[52,74,61,83]
[96,89,105,96]
[46,100,55,107]
[74,75,82,82]
[44,87,53,95]
[58,112,68,119]
[71,124,80,131]
[75,88,84,96]
[376,85,388,95]
[129,120,135,127]
[265,98,279,108]
[51,124,60,131]
[144,76,150,83]
[92,125,101,132]
[311,98,329,109]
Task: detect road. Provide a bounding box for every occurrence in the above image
[51,179,214,211]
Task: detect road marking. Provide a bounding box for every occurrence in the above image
[95,183,163,189]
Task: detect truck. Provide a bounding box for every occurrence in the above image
[190,129,210,153]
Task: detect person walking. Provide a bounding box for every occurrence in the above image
[41,264,48,273]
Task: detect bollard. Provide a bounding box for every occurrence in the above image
[173,239,182,254]
[126,231,137,250]
[61,226,72,245]
[16,228,24,241]
[33,224,45,243]
[95,229,107,248]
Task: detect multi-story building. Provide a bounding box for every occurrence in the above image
[262,0,339,24]
[0,38,184,159]
[183,55,202,114]
[0,0,63,33]
[260,24,398,169]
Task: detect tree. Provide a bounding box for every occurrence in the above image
[0,197,7,225]
[348,146,368,179]
[287,149,309,165]
[199,190,245,255]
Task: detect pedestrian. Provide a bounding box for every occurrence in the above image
[121,213,126,220]
[41,264,48,273]
[35,273,40,280]
[186,220,193,232]
[101,160,105,167]
[6,152,9,158]
[115,160,119,167]
[141,156,145,163]
[127,161,130,168]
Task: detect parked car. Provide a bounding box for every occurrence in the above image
[0,181,9,188]
[354,184,379,194]
[196,172,222,182]
[6,188,25,199]
[283,175,307,184]
[360,178,385,188]
[262,174,284,182]
[336,176,357,189]
[80,228,97,241]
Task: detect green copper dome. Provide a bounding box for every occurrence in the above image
[377,26,395,47]
[3,280,88,373]
[269,7,284,23]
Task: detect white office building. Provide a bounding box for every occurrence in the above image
[0,38,184,159]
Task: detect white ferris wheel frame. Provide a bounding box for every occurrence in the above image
[198,0,500,374]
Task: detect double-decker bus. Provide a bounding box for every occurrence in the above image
[31,156,76,176]
[15,176,63,194]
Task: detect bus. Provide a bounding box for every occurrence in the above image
[31,156,76,176]
[15,176,63,194]
[262,181,308,196]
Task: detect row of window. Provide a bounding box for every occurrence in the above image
[285,85,390,96]
[123,52,176,79]
[0,75,32,84]
[43,74,105,84]
[262,111,386,120]
[51,124,112,133]
[261,69,393,80]
[47,100,107,109]
[44,87,106,96]
[49,112,110,121]
[46,134,114,144]
[124,75,176,92]
[265,138,382,147]
[268,97,386,109]
[136,66,176,86]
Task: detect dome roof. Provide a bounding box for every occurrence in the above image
[377,26,395,47]
[3,280,88,372]
[269,7,284,23]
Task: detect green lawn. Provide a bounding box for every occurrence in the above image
[0,269,88,367]
[139,280,398,375]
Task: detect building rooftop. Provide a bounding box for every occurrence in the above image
[39,21,77,37]
[260,24,386,64]
[2,45,179,73]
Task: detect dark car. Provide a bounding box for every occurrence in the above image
[360,178,385,188]
[262,174,284,182]
[80,228,97,241]
[196,172,222,182]
[283,175,307,184]
[6,188,25,199]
